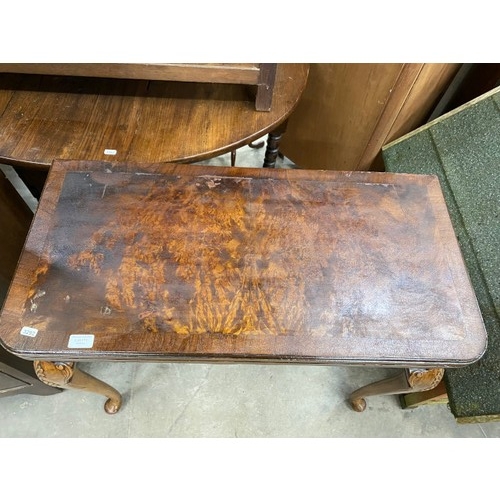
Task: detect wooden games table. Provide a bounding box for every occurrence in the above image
[0,160,487,414]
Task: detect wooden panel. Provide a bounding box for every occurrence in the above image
[280,63,460,171]
[0,171,32,293]
[385,64,461,142]
[0,63,263,84]
[400,380,448,408]
[367,63,461,170]
[357,64,425,171]
[0,74,18,115]
[0,64,279,112]
[0,160,486,368]
[279,63,404,170]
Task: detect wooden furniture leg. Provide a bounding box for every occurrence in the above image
[263,121,288,168]
[33,360,122,414]
[230,140,265,166]
[249,140,265,149]
[349,368,444,412]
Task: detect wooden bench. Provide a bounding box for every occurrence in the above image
[0,160,487,414]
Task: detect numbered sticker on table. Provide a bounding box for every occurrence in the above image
[20,326,38,337]
[68,334,95,348]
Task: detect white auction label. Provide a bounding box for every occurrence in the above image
[68,334,95,348]
[20,326,38,337]
[104,149,117,155]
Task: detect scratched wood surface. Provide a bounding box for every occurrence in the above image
[0,160,487,366]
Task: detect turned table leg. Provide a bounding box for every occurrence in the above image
[231,140,265,166]
[349,368,444,412]
[33,361,122,414]
[263,120,288,168]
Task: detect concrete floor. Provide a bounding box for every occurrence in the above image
[1,145,500,437]
[3,361,498,438]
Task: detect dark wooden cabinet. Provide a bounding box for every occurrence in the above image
[0,347,60,397]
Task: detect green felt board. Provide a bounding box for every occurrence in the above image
[383,89,500,422]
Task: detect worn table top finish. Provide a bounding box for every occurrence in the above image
[0,160,487,367]
[0,64,307,169]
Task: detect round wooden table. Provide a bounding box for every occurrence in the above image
[0,64,309,170]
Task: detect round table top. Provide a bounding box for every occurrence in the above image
[0,64,309,169]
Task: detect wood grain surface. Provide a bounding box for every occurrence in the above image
[0,160,487,366]
[0,63,264,84]
[0,172,33,295]
[279,63,460,171]
[0,64,307,168]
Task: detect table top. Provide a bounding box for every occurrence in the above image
[0,64,308,169]
[0,160,487,367]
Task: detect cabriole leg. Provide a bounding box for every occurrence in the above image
[349,368,444,412]
[33,360,122,414]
